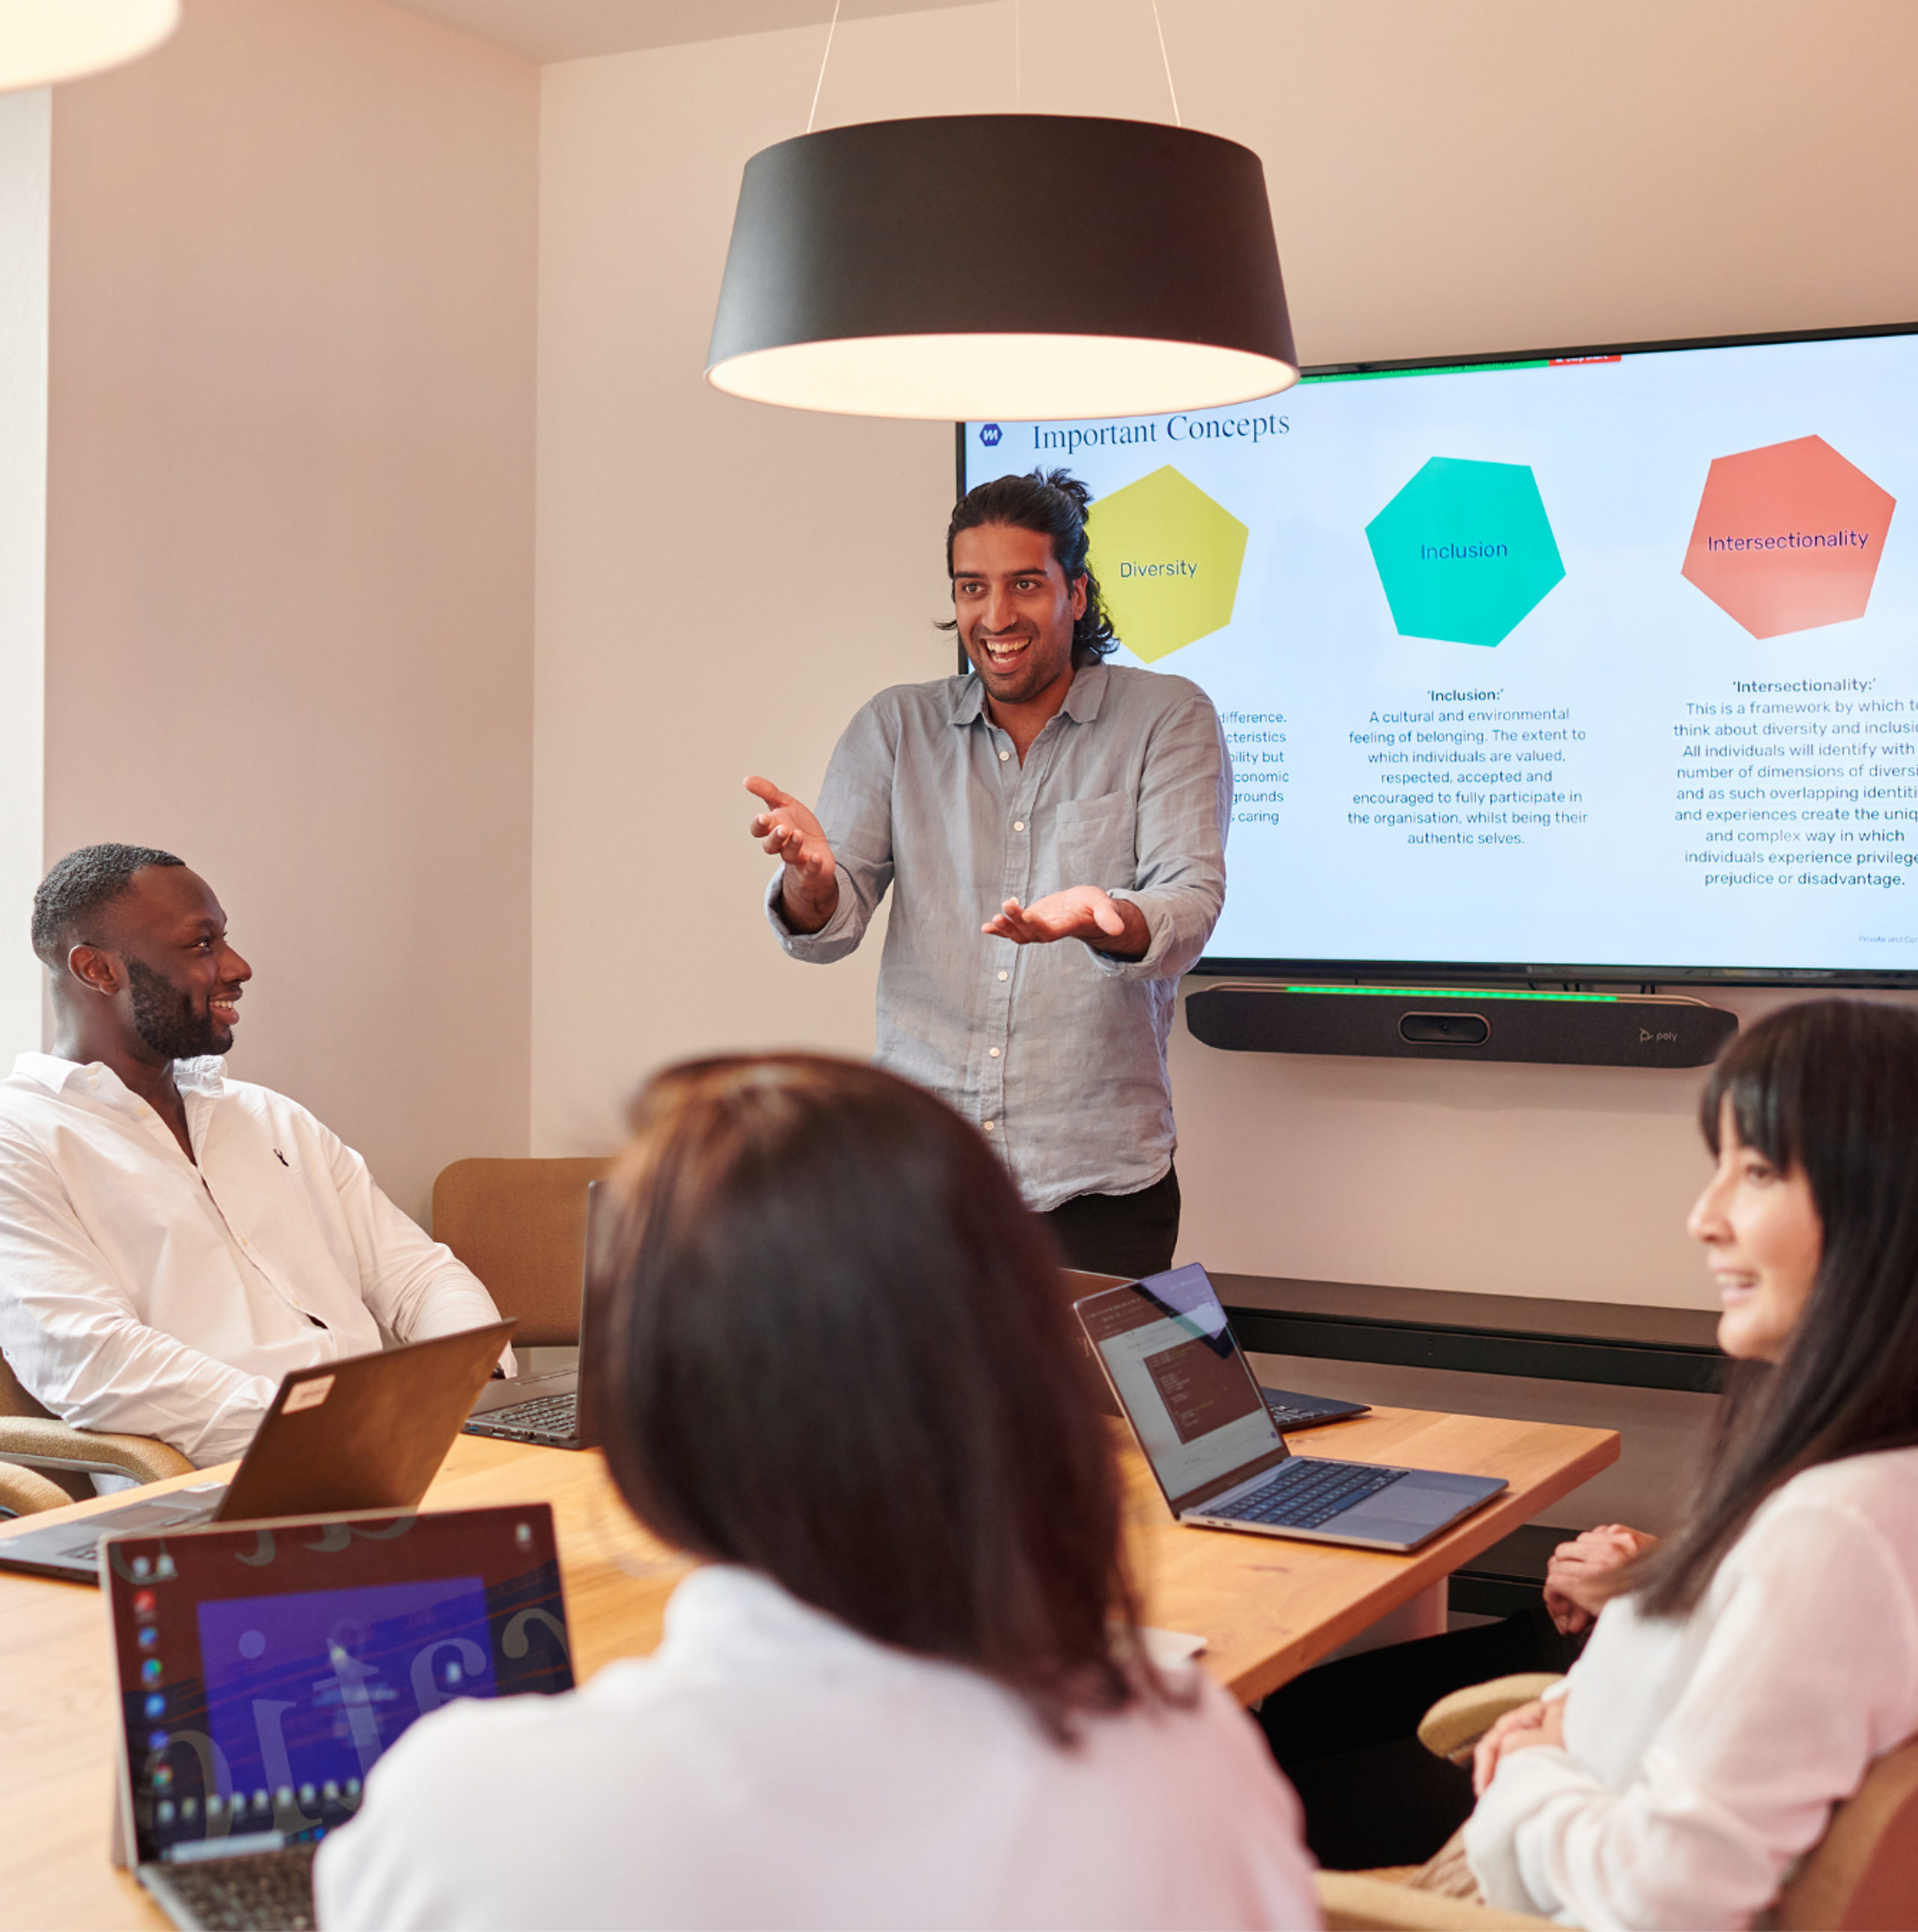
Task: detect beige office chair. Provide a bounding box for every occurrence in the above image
[432,1157,614,1346]
[1316,1674,1918,1931]
[0,1349,193,1512]
[0,1460,73,1518]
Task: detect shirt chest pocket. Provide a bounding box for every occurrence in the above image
[1052,790,1137,891]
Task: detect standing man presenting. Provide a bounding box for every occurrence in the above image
[746,469,1229,1278]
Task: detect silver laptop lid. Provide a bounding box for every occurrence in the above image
[1073,1263,1290,1516]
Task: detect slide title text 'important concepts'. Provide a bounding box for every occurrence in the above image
[1031,411,1289,459]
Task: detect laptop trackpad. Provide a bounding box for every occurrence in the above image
[1330,1471,1504,1543]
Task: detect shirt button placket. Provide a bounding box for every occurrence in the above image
[985,736,1040,1153]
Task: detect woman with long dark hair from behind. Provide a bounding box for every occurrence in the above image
[316,1055,1316,1930]
[1460,999,1918,1925]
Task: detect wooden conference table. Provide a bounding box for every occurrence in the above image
[0,1407,1615,1931]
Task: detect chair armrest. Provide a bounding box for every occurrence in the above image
[0,1417,194,1484]
[1418,1674,1567,1763]
[0,1459,76,1516]
[1318,1872,1555,1930]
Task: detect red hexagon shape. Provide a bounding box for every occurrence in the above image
[1682,434,1895,639]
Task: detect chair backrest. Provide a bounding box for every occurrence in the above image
[0,1351,53,1420]
[432,1157,614,1347]
[1776,1733,1918,1931]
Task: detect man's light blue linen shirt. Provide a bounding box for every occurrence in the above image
[766,663,1230,1212]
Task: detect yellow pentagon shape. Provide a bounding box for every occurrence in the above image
[1086,465,1250,664]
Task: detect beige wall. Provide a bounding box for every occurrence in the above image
[530,28,952,1160]
[531,0,1918,1305]
[0,89,48,1069]
[45,0,539,1218]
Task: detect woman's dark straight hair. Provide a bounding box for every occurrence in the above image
[940,467,1119,666]
[1627,999,1918,1618]
[583,1054,1172,1739]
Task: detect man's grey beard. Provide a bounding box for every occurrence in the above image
[126,956,229,1059]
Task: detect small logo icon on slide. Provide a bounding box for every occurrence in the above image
[979,423,1002,446]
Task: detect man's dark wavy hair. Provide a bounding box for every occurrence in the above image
[31,844,184,968]
[940,468,1119,667]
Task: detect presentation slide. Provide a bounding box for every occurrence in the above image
[965,330,1918,974]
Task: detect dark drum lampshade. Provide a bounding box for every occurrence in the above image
[705,114,1298,422]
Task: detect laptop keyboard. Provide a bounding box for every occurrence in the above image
[1223,1459,1411,1530]
[150,1843,318,1931]
[463,1392,578,1445]
[57,1495,223,1563]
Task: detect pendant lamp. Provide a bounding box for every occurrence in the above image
[705,113,1298,422]
[0,0,179,91]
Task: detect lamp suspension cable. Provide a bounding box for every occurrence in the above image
[1012,0,1021,112]
[1149,0,1182,127]
[805,0,843,134]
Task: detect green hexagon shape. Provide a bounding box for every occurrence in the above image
[1086,465,1248,664]
[1365,458,1565,647]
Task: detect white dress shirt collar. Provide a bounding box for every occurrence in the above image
[10,1050,228,1099]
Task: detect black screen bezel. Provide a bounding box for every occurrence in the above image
[956,316,1918,989]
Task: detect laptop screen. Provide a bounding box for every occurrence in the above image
[103,1505,574,1869]
[1076,1264,1290,1515]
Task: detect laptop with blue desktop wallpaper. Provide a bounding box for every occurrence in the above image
[1074,1264,1504,1552]
[104,1502,575,1932]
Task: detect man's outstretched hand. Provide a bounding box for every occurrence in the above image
[983,888,1149,959]
[746,775,839,934]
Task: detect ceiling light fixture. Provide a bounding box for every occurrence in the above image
[705,11,1296,422]
[0,0,180,91]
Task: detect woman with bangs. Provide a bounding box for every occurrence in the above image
[1458,999,1918,1927]
[318,1054,1316,1931]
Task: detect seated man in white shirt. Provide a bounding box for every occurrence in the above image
[0,843,513,1468]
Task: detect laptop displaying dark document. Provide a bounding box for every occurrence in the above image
[1074,1264,1506,1553]
[103,1503,574,1932]
[0,1319,515,1584]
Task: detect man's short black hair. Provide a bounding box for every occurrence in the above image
[31,844,185,968]
[942,467,1119,667]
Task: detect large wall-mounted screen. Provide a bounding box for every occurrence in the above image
[961,324,1918,984]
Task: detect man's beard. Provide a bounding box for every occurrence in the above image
[126,957,229,1059]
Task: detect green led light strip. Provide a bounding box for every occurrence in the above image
[1283,984,1618,1003]
[1299,360,1550,385]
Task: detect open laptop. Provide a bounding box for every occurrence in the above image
[463,1180,607,1450]
[1060,1268,1368,1433]
[103,1502,574,1932]
[1074,1263,1506,1552]
[0,1319,515,1584]
[1259,1387,1370,1432]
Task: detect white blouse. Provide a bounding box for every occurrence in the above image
[1466,1445,1918,1930]
[315,1564,1321,1931]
